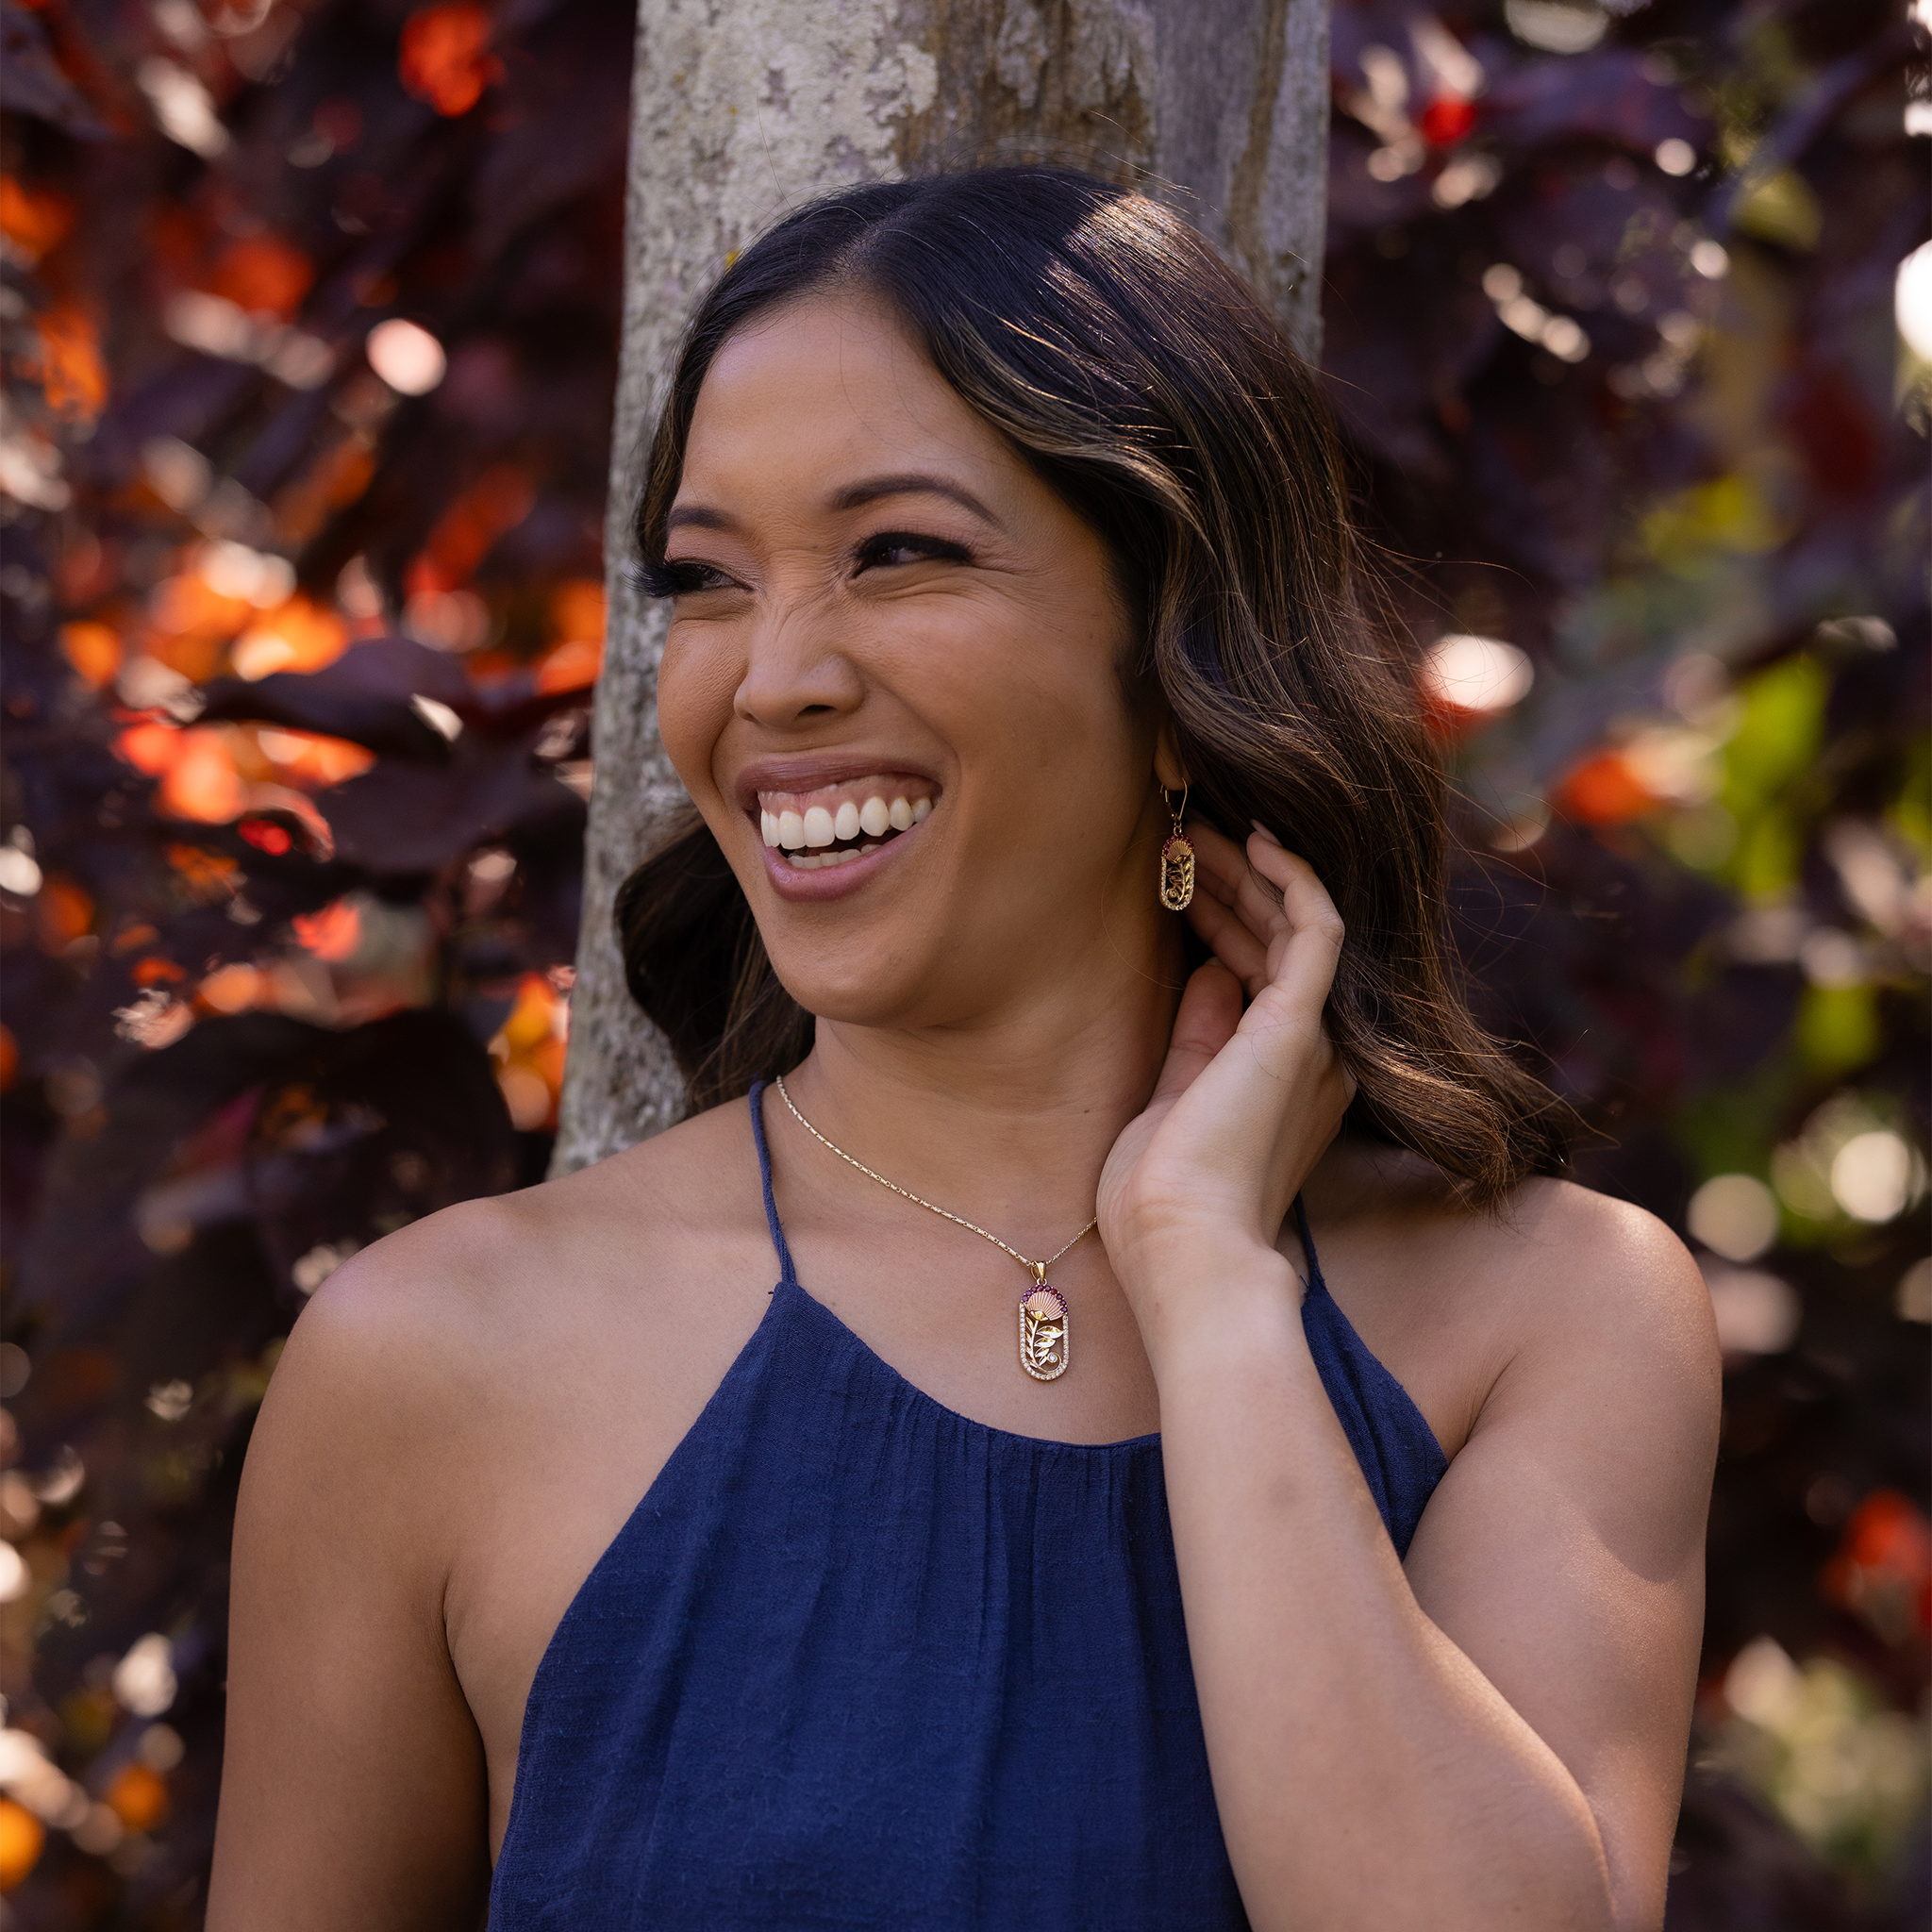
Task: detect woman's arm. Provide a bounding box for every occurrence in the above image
[208,1242,492,1929]
[1101,826,1720,1932]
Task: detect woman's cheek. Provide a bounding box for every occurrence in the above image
[655,624,741,807]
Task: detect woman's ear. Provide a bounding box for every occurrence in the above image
[1153,718,1189,791]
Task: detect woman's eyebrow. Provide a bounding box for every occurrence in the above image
[663,503,734,535]
[827,473,1004,528]
[662,474,1003,538]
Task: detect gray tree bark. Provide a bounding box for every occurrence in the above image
[553,0,1330,1174]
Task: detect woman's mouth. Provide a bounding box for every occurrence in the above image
[755,776,935,872]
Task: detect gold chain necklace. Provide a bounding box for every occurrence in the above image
[772,1074,1094,1383]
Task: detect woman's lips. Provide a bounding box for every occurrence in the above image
[730,763,941,899]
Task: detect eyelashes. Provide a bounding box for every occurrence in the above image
[637,529,974,600]
[855,530,974,572]
[630,558,727,599]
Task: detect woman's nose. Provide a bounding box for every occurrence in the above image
[732,608,867,730]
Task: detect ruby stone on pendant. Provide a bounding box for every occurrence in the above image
[1019,1285,1070,1382]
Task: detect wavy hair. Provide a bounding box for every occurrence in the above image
[616,168,1572,1205]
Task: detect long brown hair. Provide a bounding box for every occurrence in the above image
[617,168,1572,1206]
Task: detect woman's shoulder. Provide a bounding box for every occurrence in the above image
[261,1097,777,1470]
[1308,1145,1719,1458]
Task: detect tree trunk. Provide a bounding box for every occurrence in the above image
[553,0,1330,1174]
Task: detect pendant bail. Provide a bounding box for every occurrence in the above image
[1029,1259,1048,1288]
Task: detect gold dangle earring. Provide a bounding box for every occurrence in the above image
[1158,785,1195,912]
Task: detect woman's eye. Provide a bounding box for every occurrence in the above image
[638,558,734,598]
[854,531,973,575]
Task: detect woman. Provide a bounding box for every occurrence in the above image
[210,170,1719,1930]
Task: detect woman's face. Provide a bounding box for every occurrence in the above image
[656,290,1174,1035]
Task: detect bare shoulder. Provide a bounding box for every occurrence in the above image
[1482,1176,1717,1355]
[255,1095,773,1502]
[1306,1147,1720,1462]
[1405,1173,1723,1540]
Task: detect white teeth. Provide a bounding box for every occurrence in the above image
[761,786,935,858]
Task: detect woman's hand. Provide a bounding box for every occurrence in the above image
[1098,819,1355,1349]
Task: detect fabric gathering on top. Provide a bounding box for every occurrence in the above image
[487,1081,1449,1929]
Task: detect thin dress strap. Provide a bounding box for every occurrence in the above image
[1291,1194,1329,1297]
[747,1079,799,1284]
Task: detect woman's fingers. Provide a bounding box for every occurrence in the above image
[1242,829,1344,953]
[1185,887,1270,994]
[1147,959,1243,1106]
[1187,821,1343,999]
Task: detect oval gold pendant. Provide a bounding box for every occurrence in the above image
[1020,1284,1070,1381]
[1159,833,1195,913]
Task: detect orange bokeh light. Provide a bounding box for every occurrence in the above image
[232,595,349,680]
[550,577,605,644]
[105,1761,168,1834]
[37,876,93,949]
[0,175,74,261]
[165,844,240,901]
[59,621,122,689]
[206,233,313,320]
[160,729,246,824]
[0,1024,16,1092]
[535,636,600,693]
[1823,1490,1932,1642]
[198,962,267,1014]
[34,306,108,422]
[116,722,183,776]
[256,727,375,788]
[408,463,533,592]
[0,1796,44,1890]
[1554,749,1657,826]
[148,572,252,646]
[491,973,569,1129]
[292,898,363,962]
[398,3,502,117]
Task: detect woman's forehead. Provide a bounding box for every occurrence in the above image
[677,293,1025,515]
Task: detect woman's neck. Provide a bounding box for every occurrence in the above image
[784,945,1184,1244]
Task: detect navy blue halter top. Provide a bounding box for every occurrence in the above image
[489,1083,1447,1928]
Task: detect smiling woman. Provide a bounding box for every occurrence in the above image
[210,170,1720,1932]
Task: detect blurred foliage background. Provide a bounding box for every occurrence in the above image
[0,0,1925,1923]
